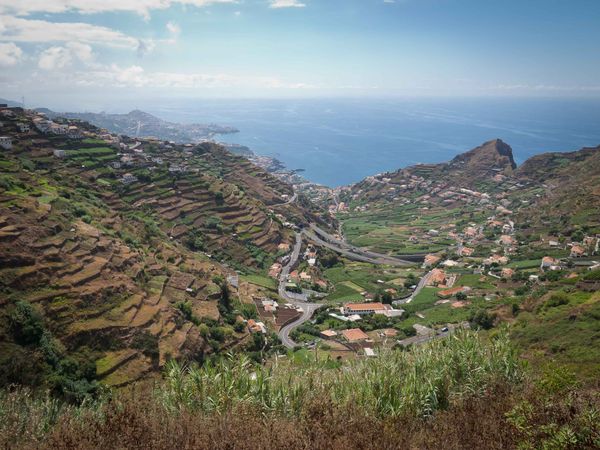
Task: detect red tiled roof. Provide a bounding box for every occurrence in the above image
[342,328,369,342]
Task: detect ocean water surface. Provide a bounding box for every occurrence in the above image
[143,98,600,187]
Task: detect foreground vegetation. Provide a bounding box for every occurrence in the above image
[2,331,600,449]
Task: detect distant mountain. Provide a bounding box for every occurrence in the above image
[36,108,239,143]
[0,97,23,108]
[343,138,600,233]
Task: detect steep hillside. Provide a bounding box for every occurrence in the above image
[0,106,321,394]
[515,145,600,233]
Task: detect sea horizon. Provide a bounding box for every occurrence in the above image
[139,97,600,187]
[23,96,600,187]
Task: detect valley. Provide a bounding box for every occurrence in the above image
[1,104,600,448]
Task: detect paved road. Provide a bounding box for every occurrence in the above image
[394,270,433,305]
[305,224,419,266]
[396,323,468,347]
[272,191,298,207]
[277,232,322,348]
[278,302,322,348]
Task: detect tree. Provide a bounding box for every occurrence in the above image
[9,301,44,345]
[470,309,496,330]
[381,291,393,304]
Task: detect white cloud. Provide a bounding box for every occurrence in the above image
[0,15,140,49]
[0,1,238,19]
[54,63,310,90]
[66,41,94,63]
[38,46,72,70]
[0,42,22,66]
[269,0,306,9]
[166,21,181,35]
[38,42,97,70]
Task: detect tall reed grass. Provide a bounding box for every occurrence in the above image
[158,330,523,418]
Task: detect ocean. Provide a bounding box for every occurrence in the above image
[143,98,600,187]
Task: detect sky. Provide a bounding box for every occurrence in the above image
[0,0,599,109]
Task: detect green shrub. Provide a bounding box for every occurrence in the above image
[544,292,569,308]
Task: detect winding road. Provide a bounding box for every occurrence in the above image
[277,232,322,348]
[305,224,424,266]
[274,196,425,348]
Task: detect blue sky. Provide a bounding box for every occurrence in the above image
[0,0,599,109]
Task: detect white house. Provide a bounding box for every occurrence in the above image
[67,126,82,139]
[121,173,138,184]
[17,123,30,133]
[53,149,66,158]
[0,136,12,150]
[50,123,68,135]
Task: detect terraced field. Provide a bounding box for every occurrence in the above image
[0,167,244,387]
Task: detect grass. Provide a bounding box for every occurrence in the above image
[507,259,541,269]
[326,284,363,302]
[241,274,277,290]
[66,147,116,158]
[456,274,496,290]
[404,287,442,312]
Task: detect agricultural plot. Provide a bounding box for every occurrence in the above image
[241,274,278,290]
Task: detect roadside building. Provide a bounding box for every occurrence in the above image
[540,256,561,271]
[299,271,312,282]
[342,302,389,316]
[501,268,515,279]
[268,263,282,279]
[247,319,267,334]
[320,329,338,340]
[277,242,291,252]
[341,328,369,343]
[426,268,447,286]
[423,254,441,268]
[570,245,586,258]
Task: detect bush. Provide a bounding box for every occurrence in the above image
[544,292,569,308]
[9,301,44,345]
[583,269,600,281]
[470,309,496,330]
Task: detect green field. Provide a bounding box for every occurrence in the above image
[507,259,541,269]
[455,274,496,289]
[326,284,363,302]
[241,275,277,290]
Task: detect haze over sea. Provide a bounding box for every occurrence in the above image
[145,98,600,187]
